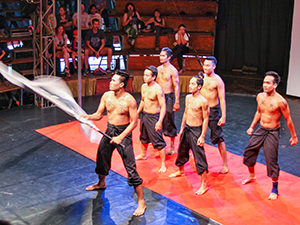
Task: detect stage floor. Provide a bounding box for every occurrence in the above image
[0,93,300,225]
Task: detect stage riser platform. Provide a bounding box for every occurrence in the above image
[65,76,133,97]
[115,1,218,17]
[123,35,214,52]
[128,56,203,71]
[131,70,194,93]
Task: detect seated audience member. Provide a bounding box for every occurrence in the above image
[171,24,190,74]
[56,6,73,41]
[55,25,71,77]
[144,9,173,51]
[88,4,103,28]
[122,2,145,48]
[89,0,110,31]
[84,18,112,76]
[72,2,90,39]
[71,30,85,72]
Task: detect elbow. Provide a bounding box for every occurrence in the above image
[132,118,138,129]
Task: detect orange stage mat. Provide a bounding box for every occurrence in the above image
[36,117,300,225]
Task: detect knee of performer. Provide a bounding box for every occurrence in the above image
[153,142,166,150]
[128,177,143,187]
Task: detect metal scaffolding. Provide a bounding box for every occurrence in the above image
[32,0,56,108]
[33,0,56,77]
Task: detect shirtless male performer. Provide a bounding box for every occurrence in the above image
[242,71,298,200]
[135,66,167,173]
[157,47,180,154]
[200,56,229,174]
[169,75,210,195]
[82,70,146,216]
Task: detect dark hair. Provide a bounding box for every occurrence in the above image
[59,6,67,12]
[115,70,130,88]
[193,73,204,87]
[125,2,136,13]
[55,25,65,35]
[154,9,160,14]
[264,71,280,85]
[161,47,172,57]
[146,65,158,79]
[92,18,100,24]
[89,4,97,11]
[205,56,217,65]
[178,24,186,29]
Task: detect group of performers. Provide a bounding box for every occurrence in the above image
[81,47,298,216]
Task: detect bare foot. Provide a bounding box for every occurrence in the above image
[167,147,175,155]
[268,192,278,200]
[195,186,208,195]
[220,167,229,174]
[135,154,147,160]
[242,177,256,185]
[158,165,167,173]
[133,201,147,216]
[85,183,106,191]
[169,170,184,178]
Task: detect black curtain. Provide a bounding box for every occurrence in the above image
[215,0,294,93]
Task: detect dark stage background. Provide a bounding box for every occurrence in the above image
[215,0,294,94]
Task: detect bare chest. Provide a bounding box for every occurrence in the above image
[158,69,171,83]
[142,87,157,101]
[106,98,128,115]
[187,98,202,113]
[259,98,280,114]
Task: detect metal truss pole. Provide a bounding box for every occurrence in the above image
[33,0,56,77]
[33,0,56,108]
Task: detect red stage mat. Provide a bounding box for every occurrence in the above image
[36,117,300,225]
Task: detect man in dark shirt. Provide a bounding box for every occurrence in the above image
[84,18,112,75]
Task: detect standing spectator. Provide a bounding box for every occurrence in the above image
[72,2,90,39]
[88,4,103,29]
[122,2,144,48]
[89,0,110,31]
[56,6,73,41]
[144,9,173,51]
[84,18,112,75]
[55,25,71,77]
[171,24,190,74]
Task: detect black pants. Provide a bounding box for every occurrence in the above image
[208,104,225,144]
[162,93,177,137]
[154,26,173,48]
[95,123,143,187]
[176,125,208,175]
[171,44,189,70]
[140,112,166,150]
[243,125,280,178]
